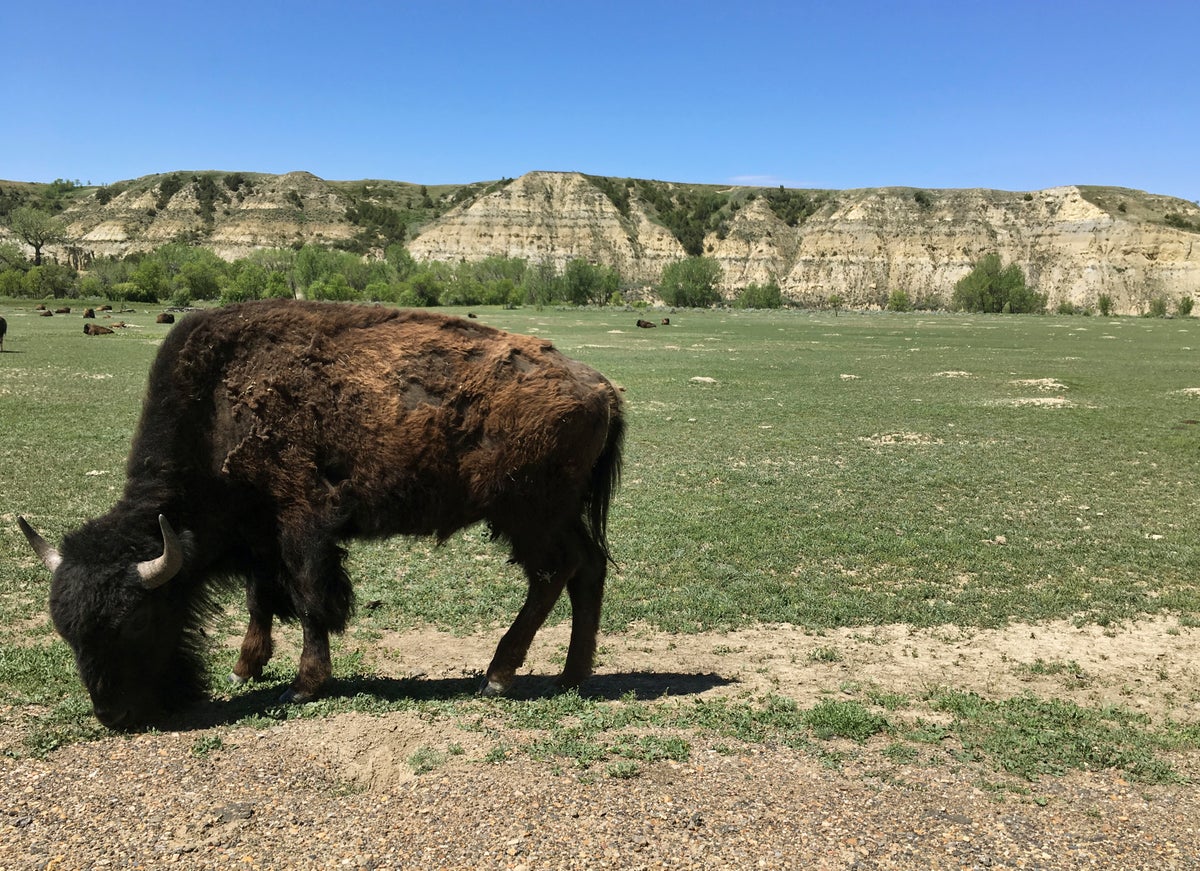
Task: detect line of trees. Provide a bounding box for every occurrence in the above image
[0,236,1046,313]
[0,240,636,308]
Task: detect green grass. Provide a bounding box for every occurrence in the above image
[2,301,1198,781]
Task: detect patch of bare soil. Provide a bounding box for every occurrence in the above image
[3,621,1198,869]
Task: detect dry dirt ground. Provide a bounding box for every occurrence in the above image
[2,620,1198,869]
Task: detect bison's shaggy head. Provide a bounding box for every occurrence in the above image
[19,515,205,730]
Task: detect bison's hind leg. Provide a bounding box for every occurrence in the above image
[559,530,608,689]
[483,520,606,695]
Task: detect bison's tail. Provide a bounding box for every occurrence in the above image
[584,408,625,564]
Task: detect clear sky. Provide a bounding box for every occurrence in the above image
[4,0,1198,201]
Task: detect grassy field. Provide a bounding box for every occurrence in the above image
[2,302,1198,779]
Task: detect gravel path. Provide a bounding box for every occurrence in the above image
[4,621,1199,869]
[3,720,1198,870]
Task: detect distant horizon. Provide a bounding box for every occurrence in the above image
[5,168,1196,203]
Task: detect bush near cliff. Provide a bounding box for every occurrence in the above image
[952,254,1046,314]
[657,256,723,307]
[734,281,783,309]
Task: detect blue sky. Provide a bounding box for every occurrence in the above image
[5,0,1198,201]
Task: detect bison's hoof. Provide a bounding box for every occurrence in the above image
[479,675,512,696]
[279,687,315,704]
[228,672,248,686]
[555,671,590,692]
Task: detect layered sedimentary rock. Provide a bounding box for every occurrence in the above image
[410,173,1200,314]
[9,169,1198,314]
[407,171,685,282]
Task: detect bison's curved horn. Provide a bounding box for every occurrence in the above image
[136,515,184,589]
[17,517,63,573]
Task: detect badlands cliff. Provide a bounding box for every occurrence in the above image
[410,172,1200,314]
[8,169,1200,314]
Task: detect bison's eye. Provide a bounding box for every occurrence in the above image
[119,609,156,644]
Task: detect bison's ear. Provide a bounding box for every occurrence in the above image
[136,515,184,590]
[17,517,62,573]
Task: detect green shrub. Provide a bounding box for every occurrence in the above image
[398,272,442,306]
[1098,294,1114,317]
[887,289,912,312]
[22,263,77,299]
[1177,296,1194,317]
[563,259,620,306]
[735,281,783,309]
[658,257,722,307]
[155,173,184,210]
[952,254,1045,314]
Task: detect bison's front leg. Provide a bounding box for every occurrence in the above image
[283,620,332,703]
[559,537,609,689]
[275,533,353,703]
[231,581,274,684]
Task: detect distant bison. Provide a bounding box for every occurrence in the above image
[156,313,175,324]
[83,308,96,319]
[0,316,6,352]
[20,301,625,729]
[636,319,657,329]
[39,310,53,317]
[98,305,113,312]
[661,318,670,326]
[55,306,71,315]
[84,324,115,336]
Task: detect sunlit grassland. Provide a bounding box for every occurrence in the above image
[1,301,1198,779]
[467,307,1200,633]
[3,304,1199,636]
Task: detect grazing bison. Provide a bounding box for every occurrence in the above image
[156,312,175,324]
[19,301,624,729]
[84,324,115,336]
[0,316,6,352]
[635,319,657,329]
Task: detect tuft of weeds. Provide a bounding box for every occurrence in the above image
[808,646,844,663]
[191,735,225,758]
[803,699,891,742]
[407,746,449,774]
[925,690,1192,783]
[1015,658,1091,686]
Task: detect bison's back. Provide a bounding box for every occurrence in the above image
[156,302,619,539]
